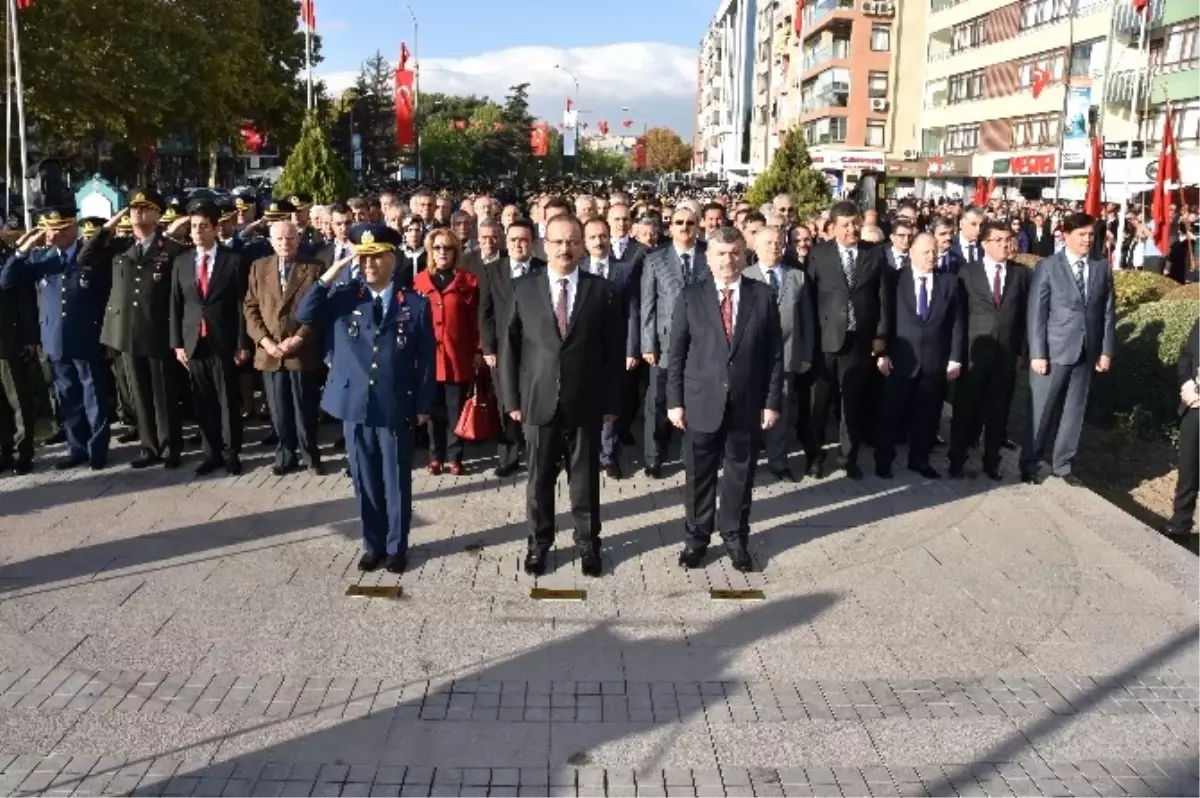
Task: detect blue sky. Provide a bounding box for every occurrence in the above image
[314,0,706,137]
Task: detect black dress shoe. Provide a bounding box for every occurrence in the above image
[580,546,602,577]
[844,462,863,480]
[1052,473,1084,488]
[0,456,13,473]
[358,552,384,572]
[875,465,893,479]
[728,547,753,573]
[984,467,1003,481]
[494,463,519,478]
[1001,438,1018,450]
[14,460,31,475]
[130,453,162,469]
[770,468,796,483]
[163,453,181,469]
[947,463,966,479]
[909,463,941,479]
[384,553,407,574]
[678,547,707,569]
[259,432,279,447]
[41,430,66,445]
[116,430,140,444]
[618,431,636,446]
[806,458,826,478]
[194,460,222,477]
[308,461,326,476]
[643,464,663,479]
[271,464,295,477]
[89,460,107,471]
[54,455,87,470]
[225,456,242,476]
[523,548,549,576]
[1020,469,1040,485]
[604,463,622,479]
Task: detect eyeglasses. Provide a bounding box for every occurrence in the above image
[673,220,696,227]
[984,237,1011,244]
[545,238,576,248]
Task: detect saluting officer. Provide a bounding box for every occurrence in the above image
[296,223,435,574]
[1,208,113,470]
[78,188,190,469]
[289,193,325,250]
[0,235,39,474]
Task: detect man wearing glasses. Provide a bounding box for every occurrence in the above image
[641,207,709,477]
[886,219,916,271]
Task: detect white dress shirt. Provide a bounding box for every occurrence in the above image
[983,258,1006,293]
[1065,250,1090,300]
[614,237,629,260]
[589,256,610,279]
[912,270,961,371]
[549,269,580,319]
[959,234,979,261]
[510,260,530,280]
[675,246,697,265]
[836,243,858,268]
[760,263,784,296]
[714,276,741,328]
[194,245,218,284]
[891,248,910,270]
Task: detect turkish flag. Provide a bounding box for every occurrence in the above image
[1083,137,1103,217]
[794,0,805,36]
[621,119,633,129]
[239,122,265,154]
[1133,0,1148,13]
[598,121,609,135]
[299,0,315,29]
[395,67,415,147]
[1031,65,1051,99]
[399,42,411,72]
[16,0,34,8]
[530,123,549,157]
[634,137,647,171]
[1151,105,1179,255]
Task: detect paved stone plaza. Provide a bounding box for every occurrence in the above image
[0,428,1196,797]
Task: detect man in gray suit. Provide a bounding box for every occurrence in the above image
[640,205,709,477]
[743,224,813,481]
[1020,212,1115,486]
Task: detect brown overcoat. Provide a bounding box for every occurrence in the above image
[243,255,324,372]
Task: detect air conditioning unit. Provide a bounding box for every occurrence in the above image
[870,98,888,111]
[877,2,896,14]
[862,1,878,13]
[902,149,919,161]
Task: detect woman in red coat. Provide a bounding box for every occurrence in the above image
[412,229,481,475]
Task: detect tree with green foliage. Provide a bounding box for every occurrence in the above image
[346,52,398,176]
[580,141,629,179]
[745,129,832,216]
[275,113,353,203]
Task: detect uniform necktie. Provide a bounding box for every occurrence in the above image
[372,294,383,326]
[767,268,779,300]
[992,265,1003,307]
[197,254,210,338]
[555,278,569,338]
[135,242,144,261]
[681,253,692,285]
[720,288,734,343]
[918,276,929,321]
[1073,260,1086,298]
[841,248,857,331]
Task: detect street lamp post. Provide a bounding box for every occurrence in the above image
[405,3,421,180]
[554,63,580,173]
[621,105,647,135]
[346,90,374,175]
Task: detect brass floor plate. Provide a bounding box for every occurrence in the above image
[710,588,765,601]
[530,587,587,601]
[346,585,404,599]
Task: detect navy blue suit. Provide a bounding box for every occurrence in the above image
[581,257,640,467]
[944,241,974,275]
[296,279,435,557]
[0,245,112,465]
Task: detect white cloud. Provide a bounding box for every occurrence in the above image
[319,42,698,137]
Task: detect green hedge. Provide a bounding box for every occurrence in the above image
[1113,270,1178,314]
[1089,298,1199,443]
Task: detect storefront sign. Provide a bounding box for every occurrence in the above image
[1103,140,1144,159]
[886,155,971,178]
[993,154,1057,176]
[810,150,887,172]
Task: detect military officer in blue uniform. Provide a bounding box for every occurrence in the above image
[297,223,435,574]
[0,207,113,469]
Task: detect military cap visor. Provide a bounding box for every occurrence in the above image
[262,199,297,220]
[288,193,313,210]
[37,207,77,230]
[128,188,165,212]
[79,216,107,237]
[349,223,401,256]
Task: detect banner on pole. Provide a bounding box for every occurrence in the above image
[395,67,415,147]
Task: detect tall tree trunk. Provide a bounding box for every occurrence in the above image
[208,140,219,187]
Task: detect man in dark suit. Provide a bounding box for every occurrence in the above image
[607,202,649,444]
[874,233,964,479]
[0,238,39,474]
[1165,320,1199,540]
[581,217,640,478]
[313,203,356,273]
[950,207,984,267]
[169,200,251,476]
[461,217,503,279]
[806,201,890,479]
[641,206,709,476]
[666,225,783,573]
[948,220,1032,480]
[1020,212,1116,485]
[499,215,624,578]
[395,216,427,289]
[480,219,546,477]
[1027,212,1055,258]
[932,216,966,276]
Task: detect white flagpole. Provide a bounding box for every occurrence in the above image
[305,2,314,111]
[1114,5,1149,268]
[7,0,30,231]
[5,0,12,224]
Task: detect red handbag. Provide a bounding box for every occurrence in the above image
[454,368,502,442]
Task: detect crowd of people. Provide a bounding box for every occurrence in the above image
[0,183,1195,579]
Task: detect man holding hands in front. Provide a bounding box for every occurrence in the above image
[667,226,783,573]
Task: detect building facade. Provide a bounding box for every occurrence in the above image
[695,0,758,182]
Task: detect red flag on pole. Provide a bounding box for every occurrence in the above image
[530,123,549,157]
[1083,137,1103,217]
[399,42,411,72]
[1133,0,1148,14]
[299,0,315,28]
[794,0,805,36]
[634,137,647,171]
[394,64,415,147]
[16,0,34,8]
[971,177,986,206]
[598,121,609,135]
[1151,105,1179,255]
[1031,65,1051,99]
[986,177,996,202]
[621,119,633,129]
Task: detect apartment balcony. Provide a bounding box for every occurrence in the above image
[802,39,851,72]
[1113,0,1164,37]
[799,0,856,41]
[1106,69,1149,105]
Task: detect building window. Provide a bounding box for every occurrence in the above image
[866,121,886,148]
[945,123,980,154]
[1150,21,1200,73]
[804,116,848,145]
[1012,112,1061,147]
[1020,0,1071,30]
[1140,99,1200,147]
[952,17,988,52]
[868,72,889,99]
[1070,39,1102,78]
[871,25,891,51]
[948,70,984,104]
[1017,51,1066,87]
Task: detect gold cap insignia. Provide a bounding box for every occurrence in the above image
[82,221,97,235]
[235,198,248,210]
[290,196,302,206]
[133,192,146,203]
[47,211,61,221]
[361,231,376,246]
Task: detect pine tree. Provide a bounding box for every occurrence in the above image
[275,112,353,203]
[746,128,832,217]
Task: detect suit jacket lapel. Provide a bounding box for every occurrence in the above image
[730,282,755,354]
[263,255,284,305]
[899,268,917,320]
[281,259,309,306]
[700,280,727,348]
[566,273,592,338]
[998,260,1017,307]
[206,249,233,296]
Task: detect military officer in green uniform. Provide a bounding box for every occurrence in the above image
[78,188,190,468]
[289,193,325,250]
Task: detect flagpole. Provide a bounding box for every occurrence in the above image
[1114,5,1149,268]
[4,0,11,224]
[7,0,29,231]
[1053,0,1076,203]
[305,13,313,112]
[405,4,419,180]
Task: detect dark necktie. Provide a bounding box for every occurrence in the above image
[971,242,982,264]
[720,288,734,343]
[197,254,210,337]
[918,276,929,321]
[681,253,692,285]
[938,254,947,273]
[841,248,857,331]
[1073,260,1086,298]
[899,254,911,271]
[555,278,569,338]
[135,242,144,261]
[372,294,383,326]
[767,268,779,300]
[992,266,1003,307]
